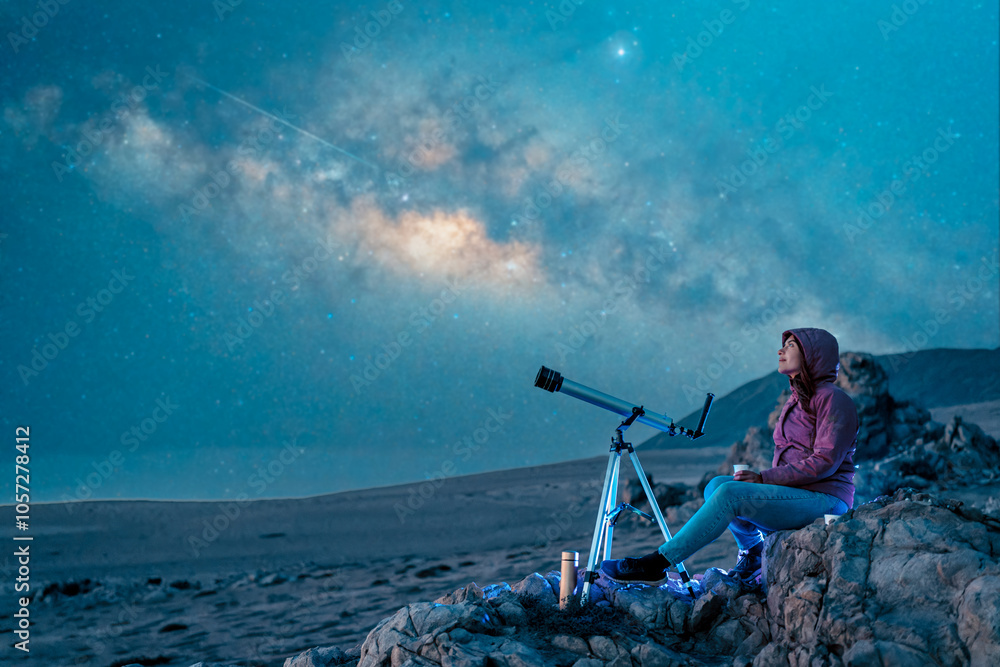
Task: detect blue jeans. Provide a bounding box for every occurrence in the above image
[656,476,849,563]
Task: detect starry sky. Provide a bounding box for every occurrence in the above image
[2,1,997,502]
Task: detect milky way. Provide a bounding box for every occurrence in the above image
[1,1,997,501]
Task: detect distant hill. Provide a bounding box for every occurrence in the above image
[642,347,1000,451]
[875,347,1000,408]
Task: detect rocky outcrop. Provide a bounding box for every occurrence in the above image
[855,415,1000,503]
[351,567,762,667]
[620,474,699,515]
[280,488,1000,667]
[829,352,1000,502]
[284,646,361,666]
[835,351,894,460]
[759,488,1000,666]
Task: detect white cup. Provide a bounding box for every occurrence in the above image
[733,464,750,474]
[824,514,843,525]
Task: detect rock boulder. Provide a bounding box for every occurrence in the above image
[760,488,1000,666]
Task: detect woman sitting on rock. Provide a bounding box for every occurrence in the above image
[602,327,859,585]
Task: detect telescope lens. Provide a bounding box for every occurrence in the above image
[534,366,564,393]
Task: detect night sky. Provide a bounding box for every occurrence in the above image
[2,1,997,502]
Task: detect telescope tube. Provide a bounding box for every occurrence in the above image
[535,366,681,434]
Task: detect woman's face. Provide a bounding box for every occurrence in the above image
[778,336,803,378]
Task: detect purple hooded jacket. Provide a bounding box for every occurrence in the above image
[759,328,858,508]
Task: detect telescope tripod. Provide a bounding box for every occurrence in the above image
[581,406,696,603]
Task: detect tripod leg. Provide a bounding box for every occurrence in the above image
[581,449,620,605]
[601,452,622,562]
[628,449,697,597]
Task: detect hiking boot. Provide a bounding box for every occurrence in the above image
[600,551,671,584]
[729,541,763,583]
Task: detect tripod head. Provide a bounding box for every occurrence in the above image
[534,366,714,439]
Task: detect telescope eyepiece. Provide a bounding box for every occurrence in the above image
[534,366,564,393]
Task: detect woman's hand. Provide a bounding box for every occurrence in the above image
[734,470,763,484]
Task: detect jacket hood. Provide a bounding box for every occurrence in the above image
[782,327,841,389]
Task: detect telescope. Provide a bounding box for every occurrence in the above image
[533,365,714,603]
[534,366,713,439]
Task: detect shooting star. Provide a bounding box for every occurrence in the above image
[186,74,380,171]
